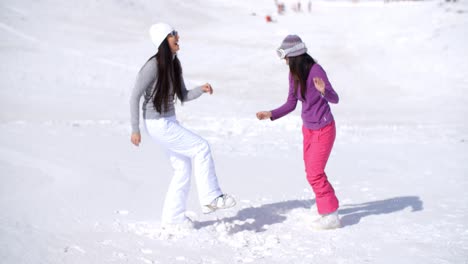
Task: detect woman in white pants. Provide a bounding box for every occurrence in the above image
[129,23,235,227]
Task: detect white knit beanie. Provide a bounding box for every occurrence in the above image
[149,23,174,49]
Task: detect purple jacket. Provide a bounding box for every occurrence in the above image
[271,63,339,130]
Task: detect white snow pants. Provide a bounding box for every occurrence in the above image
[144,116,222,224]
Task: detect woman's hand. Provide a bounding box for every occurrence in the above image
[313,77,325,95]
[202,83,213,94]
[131,132,141,146]
[256,111,272,120]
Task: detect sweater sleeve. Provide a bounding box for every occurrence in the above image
[270,74,298,120]
[181,75,204,102]
[130,60,156,134]
[315,64,339,104]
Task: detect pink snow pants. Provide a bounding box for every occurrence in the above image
[302,121,339,215]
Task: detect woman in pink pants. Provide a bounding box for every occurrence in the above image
[256,35,340,229]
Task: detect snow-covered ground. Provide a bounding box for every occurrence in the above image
[1,0,467,263]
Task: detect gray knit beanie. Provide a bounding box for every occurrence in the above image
[277,35,307,58]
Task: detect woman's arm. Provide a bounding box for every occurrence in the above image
[130,60,156,135]
[180,75,205,102]
[270,75,298,120]
[314,64,339,104]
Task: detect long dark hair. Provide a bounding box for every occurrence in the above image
[150,38,183,114]
[288,53,316,100]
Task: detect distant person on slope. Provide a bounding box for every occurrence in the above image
[129,23,236,230]
[256,35,341,230]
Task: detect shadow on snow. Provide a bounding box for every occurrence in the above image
[195,196,423,232]
[338,196,423,227]
[195,199,315,234]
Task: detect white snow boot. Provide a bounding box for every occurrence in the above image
[161,216,194,236]
[202,194,236,214]
[311,211,341,230]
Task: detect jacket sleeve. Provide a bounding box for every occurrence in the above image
[315,64,339,104]
[130,60,156,134]
[270,74,298,120]
[181,75,204,102]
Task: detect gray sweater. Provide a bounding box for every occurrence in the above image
[130,57,204,133]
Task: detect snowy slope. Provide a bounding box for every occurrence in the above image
[1,0,467,263]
